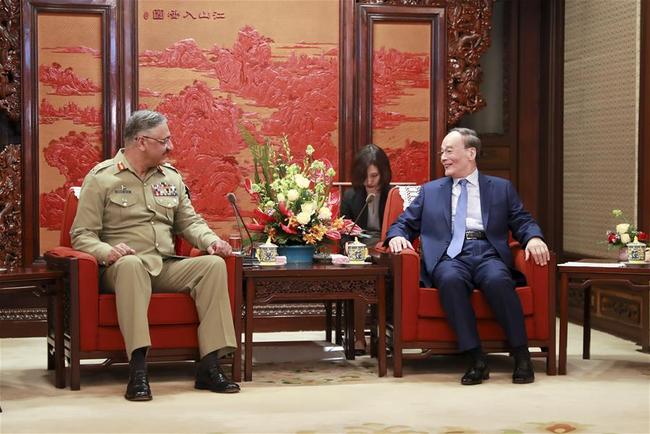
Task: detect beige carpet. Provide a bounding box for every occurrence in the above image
[1,322,649,434]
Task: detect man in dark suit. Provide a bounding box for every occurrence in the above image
[386,128,550,385]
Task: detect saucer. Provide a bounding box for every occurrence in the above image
[622,261,650,267]
[347,261,371,265]
[259,261,281,267]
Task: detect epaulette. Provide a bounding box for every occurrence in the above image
[161,162,180,173]
[89,159,114,175]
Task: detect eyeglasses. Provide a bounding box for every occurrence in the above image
[140,135,172,145]
[437,149,454,157]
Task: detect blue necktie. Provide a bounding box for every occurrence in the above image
[447,179,468,258]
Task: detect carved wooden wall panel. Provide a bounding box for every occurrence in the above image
[0,0,21,268]
[0,143,21,268]
[445,0,492,126]
[0,0,20,121]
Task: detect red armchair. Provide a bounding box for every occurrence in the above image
[380,187,556,377]
[44,188,242,390]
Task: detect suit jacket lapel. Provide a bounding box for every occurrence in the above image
[441,178,452,231]
[478,172,491,229]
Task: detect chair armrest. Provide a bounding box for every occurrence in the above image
[390,248,421,341]
[511,244,556,338]
[374,242,389,255]
[45,246,100,350]
[177,249,239,315]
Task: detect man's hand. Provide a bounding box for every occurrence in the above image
[388,236,413,254]
[107,243,136,265]
[207,239,232,257]
[525,237,550,266]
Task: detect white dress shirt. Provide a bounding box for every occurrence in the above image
[451,169,484,231]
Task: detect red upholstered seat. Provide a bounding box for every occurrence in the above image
[378,187,556,376]
[45,188,242,389]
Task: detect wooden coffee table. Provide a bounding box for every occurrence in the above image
[242,262,389,381]
[557,260,650,374]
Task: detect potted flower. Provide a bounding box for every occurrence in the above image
[607,209,648,260]
[240,128,361,263]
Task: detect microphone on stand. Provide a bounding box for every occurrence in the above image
[226,192,256,263]
[346,192,375,237]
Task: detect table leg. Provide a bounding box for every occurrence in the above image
[583,283,591,359]
[345,300,355,360]
[244,278,254,381]
[559,273,568,375]
[377,277,387,377]
[369,304,378,359]
[335,301,343,345]
[54,278,65,388]
[47,295,55,371]
[232,277,243,383]
[325,302,333,342]
[641,287,649,352]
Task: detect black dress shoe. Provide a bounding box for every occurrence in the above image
[461,360,490,385]
[125,370,152,401]
[513,357,535,384]
[195,366,240,393]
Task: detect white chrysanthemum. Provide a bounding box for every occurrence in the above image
[277,193,286,203]
[318,207,332,220]
[296,211,311,225]
[621,233,631,244]
[287,189,300,201]
[616,223,630,235]
[295,174,311,189]
[301,202,316,215]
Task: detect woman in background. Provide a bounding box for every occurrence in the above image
[340,143,392,354]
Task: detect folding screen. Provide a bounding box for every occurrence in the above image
[357,5,446,184]
[22,0,119,262]
[137,0,340,235]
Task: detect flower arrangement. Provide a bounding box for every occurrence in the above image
[606,209,648,248]
[241,129,361,246]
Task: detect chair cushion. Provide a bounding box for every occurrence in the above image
[417,286,534,319]
[98,293,199,326]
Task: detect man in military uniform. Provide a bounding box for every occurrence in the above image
[71,110,239,401]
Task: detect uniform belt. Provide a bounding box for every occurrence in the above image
[465,230,486,240]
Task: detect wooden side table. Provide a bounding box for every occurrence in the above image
[557,260,650,375]
[242,262,389,381]
[0,265,65,388]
